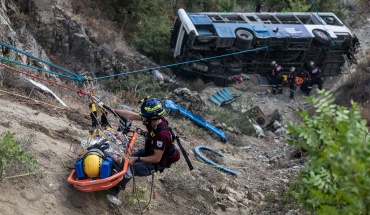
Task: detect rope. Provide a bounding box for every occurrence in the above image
[98,128,126,160]
[81,130,97,156]
[0,41,85,82]
[131,167,143,212]
[0,63,86,95]
[0,89,68,110]
[194,146,239,175]
[0,57,76,80]
[1,171,69,180]
[308,0,335,46]
[0,41,267,82]
[92,46,269,80]
[141,170,155,214]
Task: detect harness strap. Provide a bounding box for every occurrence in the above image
[152,126,193,171]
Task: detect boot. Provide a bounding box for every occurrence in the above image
[278,89,283,94]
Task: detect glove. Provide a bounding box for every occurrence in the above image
[98,102,104,108]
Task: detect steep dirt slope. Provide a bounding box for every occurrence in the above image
[0,93,290,214]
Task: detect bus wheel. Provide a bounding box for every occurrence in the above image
[312,29,330,45]
[235,29,254,45]
[226,67,243,74]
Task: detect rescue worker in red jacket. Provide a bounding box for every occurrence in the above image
[270,61,284,94]
[308,61,323,90]
[287,66,297,99]
[93,97,180,196]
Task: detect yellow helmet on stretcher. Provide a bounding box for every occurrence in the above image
[83,151,103,178]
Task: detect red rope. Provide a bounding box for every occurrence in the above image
[0,63,86,95]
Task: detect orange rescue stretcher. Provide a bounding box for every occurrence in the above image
[67,130,137,192]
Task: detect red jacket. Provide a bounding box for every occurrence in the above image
[272,64,283,76]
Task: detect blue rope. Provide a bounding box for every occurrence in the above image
[93,46,269,80]
[309,0,335,46]
[195,146,239,175]
[0,41,84,82]
[0,57,77,80]
[0,40,267,82]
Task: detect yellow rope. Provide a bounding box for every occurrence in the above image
[82,130,97,156]
[98,129,126,160]
[2,171,69,179]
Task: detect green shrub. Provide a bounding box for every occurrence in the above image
[102,74,169,99]
[282,0,311,12]
[0,132,39,179]
[206,105,255,136]
[287,90,370,214]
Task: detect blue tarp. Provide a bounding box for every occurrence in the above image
[209,88,242,106]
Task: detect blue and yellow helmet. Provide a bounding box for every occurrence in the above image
[139,98,165,118]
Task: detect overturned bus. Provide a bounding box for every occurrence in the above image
[170,8,353,86]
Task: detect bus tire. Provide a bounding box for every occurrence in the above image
[226,67,243,74]
[312,29,330,45]
[234,41,251,50]
[235,29,254,45]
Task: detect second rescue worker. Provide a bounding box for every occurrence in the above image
[270,61,284,95]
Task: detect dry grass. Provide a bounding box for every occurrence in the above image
[189,78,205,92]
[335,50,370,124]
[71,0,130,52]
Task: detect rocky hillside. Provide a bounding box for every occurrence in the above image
[0,0,369,215]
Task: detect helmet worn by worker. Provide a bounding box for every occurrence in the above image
[309,61,315,67]
[83,151,103,178]
[139,98,165,118]
[271,61,276,66]
[290,66,296,72]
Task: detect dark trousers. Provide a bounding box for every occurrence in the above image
[131,149,165,176]
[289,81,296,98]
[271,75,283,94]
[312,77,323,90]
[300,80,313,96]
[117,148,165,190]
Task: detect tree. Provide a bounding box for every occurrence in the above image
[282,0,311,12]
[216,0,237,12]
[287,90,370,215]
